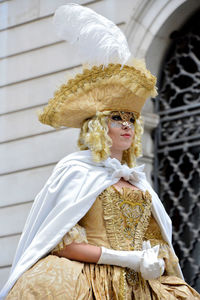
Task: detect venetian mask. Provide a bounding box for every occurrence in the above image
[108,111,135,130]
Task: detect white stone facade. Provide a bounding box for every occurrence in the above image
[0,0,199,290]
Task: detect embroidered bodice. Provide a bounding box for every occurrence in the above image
[79,186,166,251]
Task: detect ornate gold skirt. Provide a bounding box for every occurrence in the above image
[7,255,200,300]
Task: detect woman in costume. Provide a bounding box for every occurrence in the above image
[1,4,200,300]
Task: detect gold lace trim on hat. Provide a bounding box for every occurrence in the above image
[56,64,156,98]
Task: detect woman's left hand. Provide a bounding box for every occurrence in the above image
[140,241,165,280]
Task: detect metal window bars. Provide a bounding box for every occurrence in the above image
[153,14,200,292]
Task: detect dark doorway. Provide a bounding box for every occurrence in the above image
[153,10,200,292]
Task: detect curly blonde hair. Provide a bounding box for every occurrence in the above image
[77,111,143,167]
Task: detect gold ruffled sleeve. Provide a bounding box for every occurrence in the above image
[51,224,88,254]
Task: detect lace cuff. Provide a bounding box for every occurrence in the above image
[51,224,88,254]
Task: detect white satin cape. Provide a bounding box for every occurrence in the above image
[0,150,183,299]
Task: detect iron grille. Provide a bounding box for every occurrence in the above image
[153,11,200,292]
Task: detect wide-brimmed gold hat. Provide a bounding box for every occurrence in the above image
[38,4,157,129]
[39,63,157,128]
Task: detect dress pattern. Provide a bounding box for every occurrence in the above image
[7,187,200,300]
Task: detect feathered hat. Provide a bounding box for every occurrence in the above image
[39,3,157,128]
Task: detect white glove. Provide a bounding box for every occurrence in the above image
[97,246,143,272]
[140,241,165,280]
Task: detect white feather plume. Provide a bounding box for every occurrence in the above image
[53,3,131,66]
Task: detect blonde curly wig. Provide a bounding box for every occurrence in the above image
[78,111,144,167]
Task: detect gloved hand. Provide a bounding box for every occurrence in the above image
[97,246,143,272]
[140,240,165,280]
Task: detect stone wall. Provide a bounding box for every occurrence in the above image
[0,0,139,289]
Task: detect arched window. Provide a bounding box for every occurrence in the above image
[153,10,200,292]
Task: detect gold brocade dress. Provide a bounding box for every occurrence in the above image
[7,187,200,300]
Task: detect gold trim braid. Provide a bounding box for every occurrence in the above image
[100,186,152,251]
[100,186,129,251]
[99,186,152,292]
[132,190,152,251]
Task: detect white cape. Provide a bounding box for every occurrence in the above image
[0,150,183,299]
